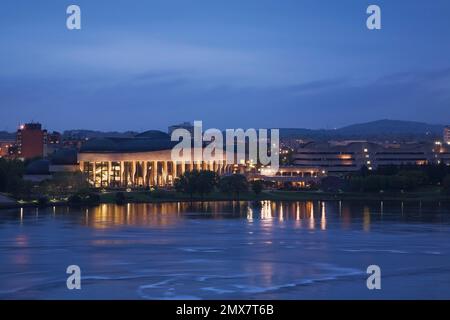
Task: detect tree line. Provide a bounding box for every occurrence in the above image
[174,170,264,200]
[348,164,450,193]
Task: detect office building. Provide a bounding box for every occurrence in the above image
[16,123,47,159]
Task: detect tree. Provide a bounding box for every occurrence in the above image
[196,171,218,200]
[174,170,200,200]
[0,158,26,193]
[443,175,450,195]
[37,172,89,199]
[360,165,370,178]
[219,174,248,200]
[251,180,264,195]
[174,170,218,200]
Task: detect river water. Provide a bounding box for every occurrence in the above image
[1,200,450,299]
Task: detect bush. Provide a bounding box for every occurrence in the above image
[115,192,126,205]
[251,180,264,195]
[68,194,82,205]
[85,193,100,204]
[67,191,100,205]
[443,175,450,194]
[37,196,49,207]
[219,174,248,199]
[174,170,218,200]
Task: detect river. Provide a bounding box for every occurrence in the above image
[1,200,450,299]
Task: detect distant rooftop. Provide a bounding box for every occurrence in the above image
[80,130,176,153]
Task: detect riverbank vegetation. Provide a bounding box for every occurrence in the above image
[1,159,450,209]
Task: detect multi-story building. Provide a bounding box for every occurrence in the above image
[16,123,47,160]
[444,126,450,145]
[293,141,440,175]
[47,131,61,145]
[78,130,238,188]
[46,131,62,156]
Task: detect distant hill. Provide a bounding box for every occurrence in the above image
[0,131,15,141]
[62,130,139,139]
[0,120,446,142]
[280,119,445,141]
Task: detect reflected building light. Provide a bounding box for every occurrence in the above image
[363,206,370,232]
[380,201,384,215]
[320,201,326,230]
[20,207,24,224]
[261,201,273,223]
[247,207,254,222]
[279,204,284,222]
[308,201,315,230]
[53,206,56,216]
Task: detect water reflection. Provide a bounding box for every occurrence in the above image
[2,200,450,231]
[2,200,450,300]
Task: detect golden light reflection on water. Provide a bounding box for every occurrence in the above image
[76,200,335,230]
[13,234,29,265]
[363,206,371,232]
[10,200,403,233]
[256,200,321,229]
[321,202,327,230]
[83,203,186,229]
[308,201,315,230]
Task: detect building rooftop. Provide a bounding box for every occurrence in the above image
[80,136,177,153]
[25,159,50,175]
[49,148,78,165]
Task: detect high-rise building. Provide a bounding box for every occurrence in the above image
[444,126,450,145]
[16,123,47,159]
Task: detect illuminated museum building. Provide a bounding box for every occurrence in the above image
[78,131,239,188]
[76,130,324,188]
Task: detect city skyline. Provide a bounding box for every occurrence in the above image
[1,0,450,132]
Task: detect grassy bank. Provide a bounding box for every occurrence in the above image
[1,190,449,210]
[112,190,450,203]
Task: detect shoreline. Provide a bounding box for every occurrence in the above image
[1,190,450,210]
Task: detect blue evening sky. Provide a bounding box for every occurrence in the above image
[1,0,450,132]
